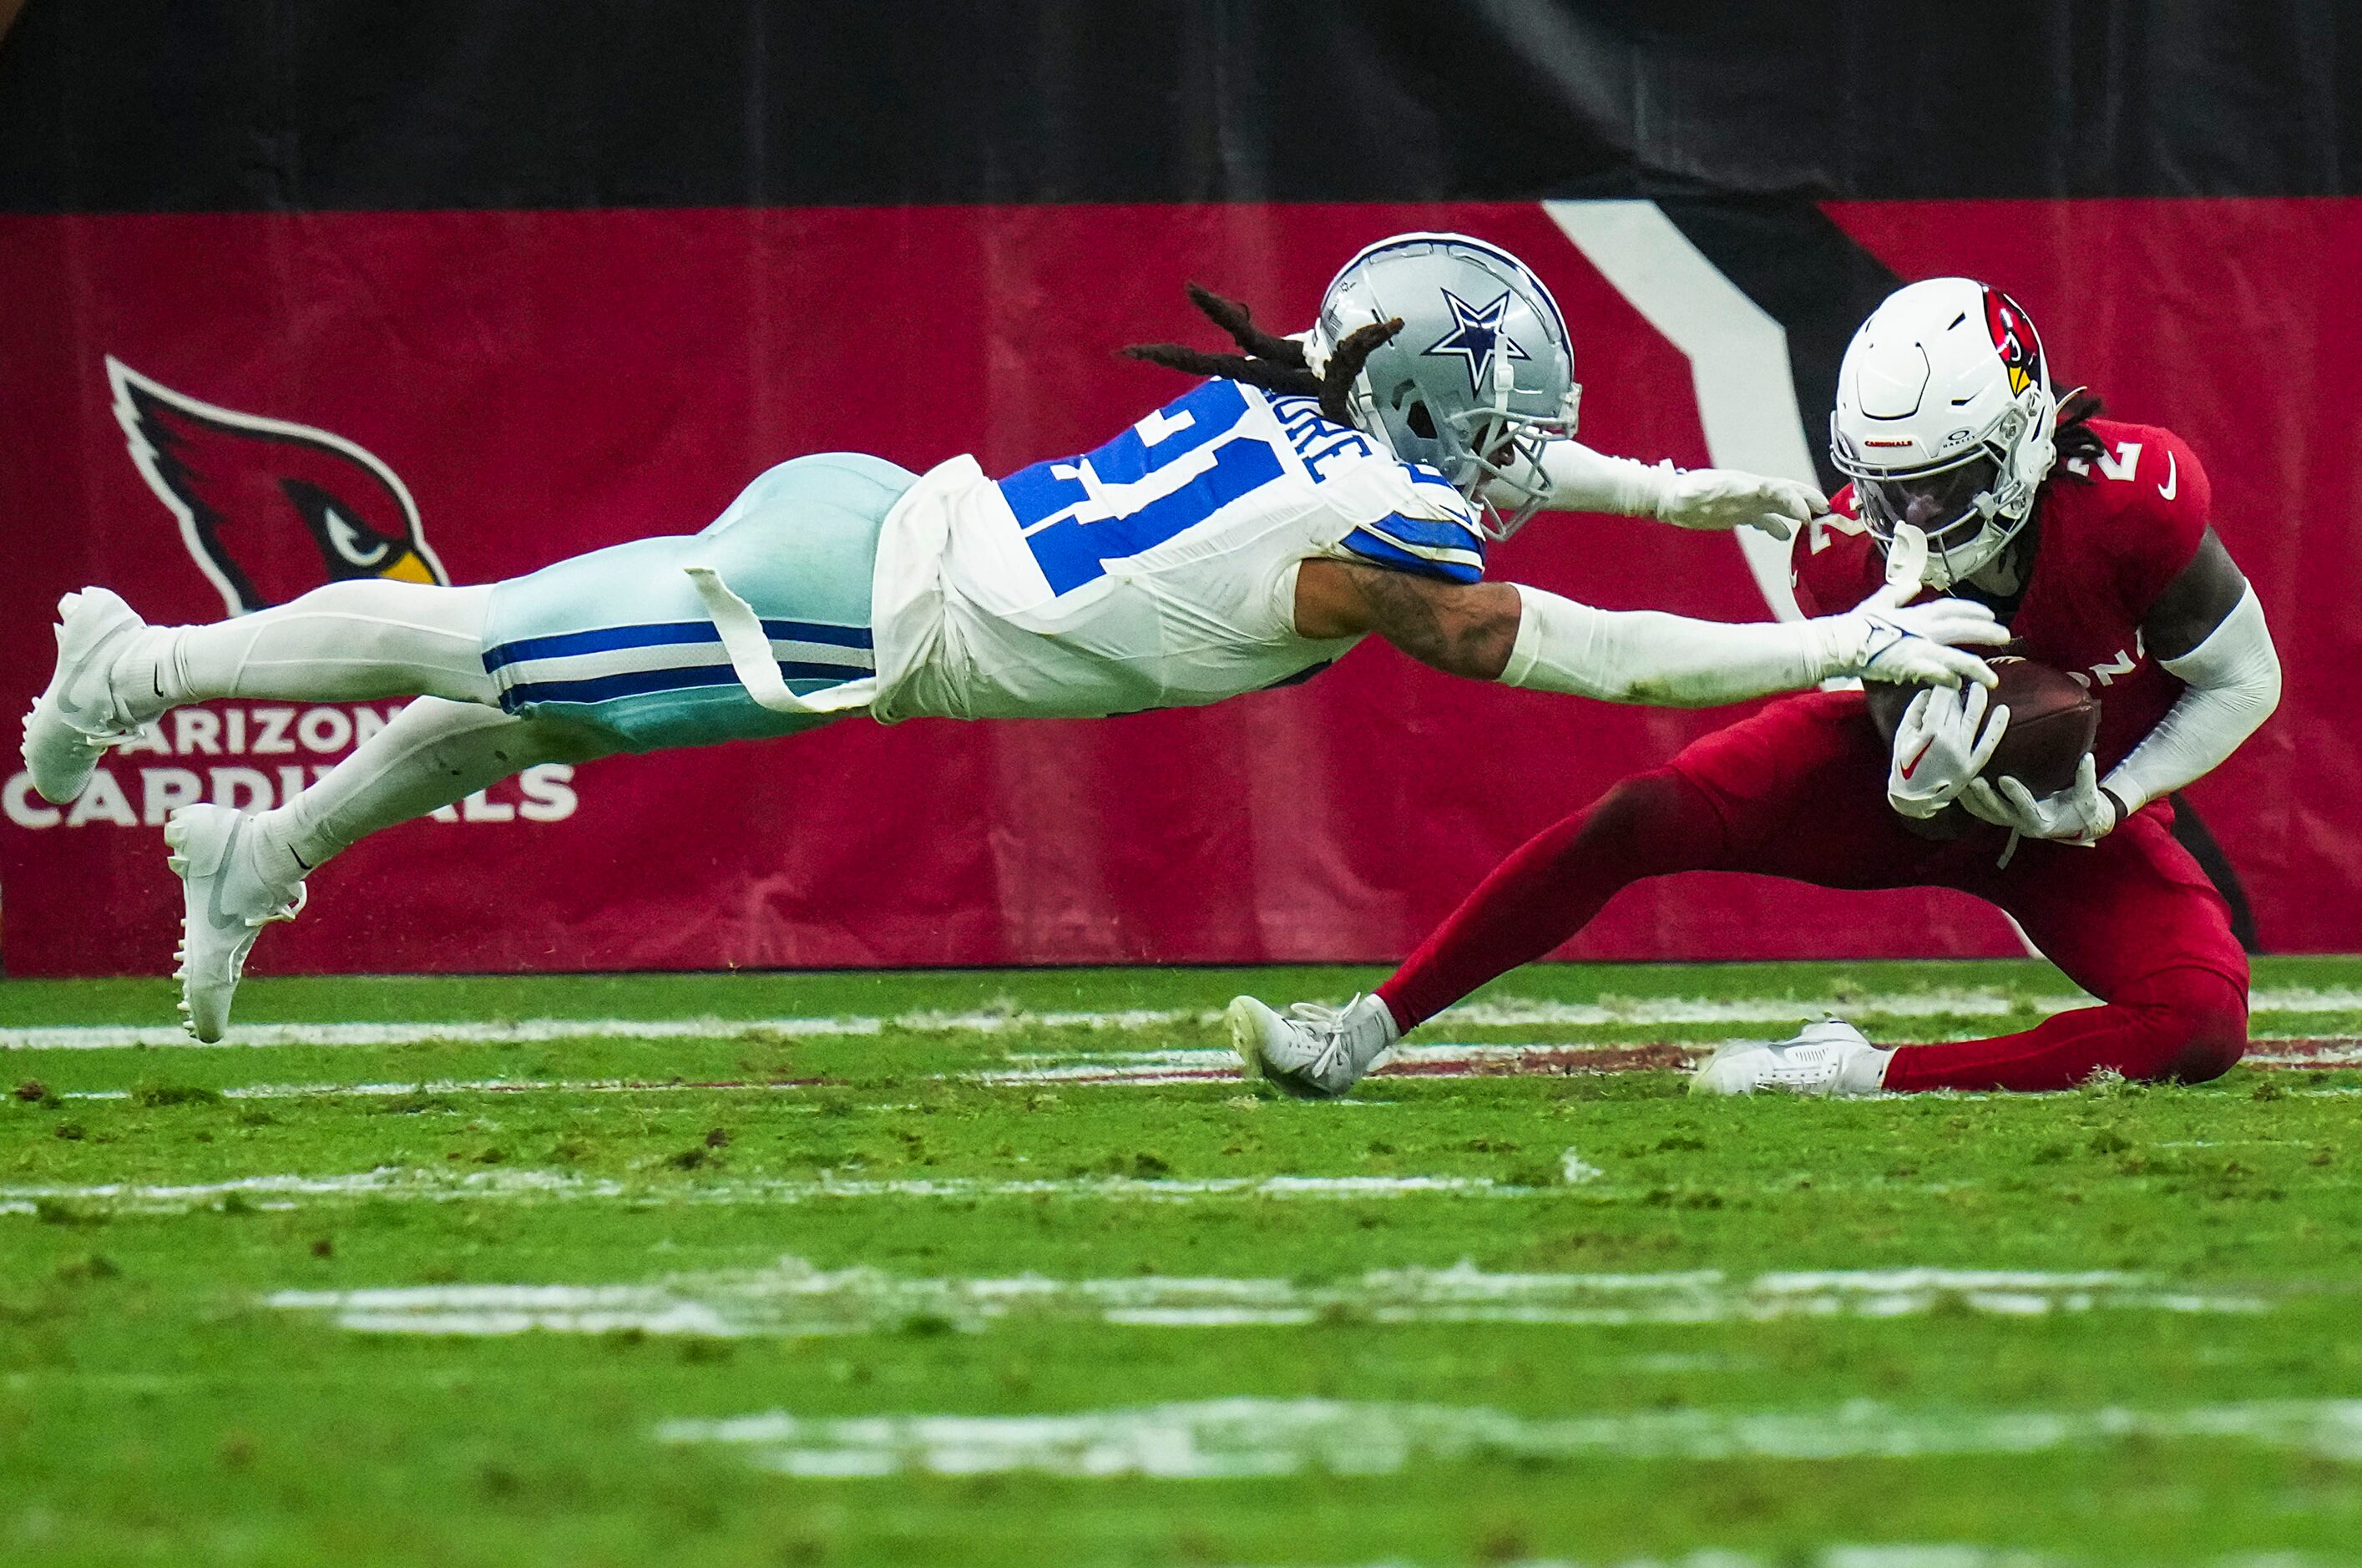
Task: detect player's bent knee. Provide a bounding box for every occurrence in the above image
[2142,968,2248,1085]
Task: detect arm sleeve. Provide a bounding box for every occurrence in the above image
[2100,584,2280,816]
[1499,584,1833,708]
[1520,440,1672,517]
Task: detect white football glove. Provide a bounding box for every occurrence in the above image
[1888,681,2010,819]
[1654,468,1828,543]
[1959,753,2119,847]
[1813,522,2003,690]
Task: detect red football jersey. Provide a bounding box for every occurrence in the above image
[1793,418,2211,771]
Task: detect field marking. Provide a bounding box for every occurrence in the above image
[55,1076,830,1102]
[13,984,2362,1052]
[33,1034,2361,1105]
[264,1260,2279,1339]
[0,1166,1525,1216]
[1213,1555,2352,1568]
[655,1393,2362,1477]
[983,1037,2362,1086]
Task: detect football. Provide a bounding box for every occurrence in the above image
[1982,655,2101,796]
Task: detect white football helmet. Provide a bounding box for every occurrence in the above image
[1307,232,1581,539]
[1830,278,2058,589]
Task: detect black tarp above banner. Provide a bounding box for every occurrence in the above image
[2,2,2355,214]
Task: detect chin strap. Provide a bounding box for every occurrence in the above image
[684,564,878,717]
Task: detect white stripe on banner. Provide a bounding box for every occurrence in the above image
[1542,200,1818,625]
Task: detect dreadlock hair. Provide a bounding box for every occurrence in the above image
[2052,388,2107,481]
[1122,282,1404,427]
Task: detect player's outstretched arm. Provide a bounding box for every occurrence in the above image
[1295,559,2003,706]
[1505,441,1826,542]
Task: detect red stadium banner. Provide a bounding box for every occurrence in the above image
[0,199,2350,975]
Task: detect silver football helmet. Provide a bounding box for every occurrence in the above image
[1307,232,1581,539]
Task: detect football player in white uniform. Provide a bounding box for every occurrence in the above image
[23,233,2004,1039]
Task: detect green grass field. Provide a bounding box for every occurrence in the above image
[4,958,2360,1568]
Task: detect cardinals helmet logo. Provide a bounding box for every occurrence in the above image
[108,357,448,615]
[1980,287,2043,398]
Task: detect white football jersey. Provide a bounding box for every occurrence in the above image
[869,379,1489,721]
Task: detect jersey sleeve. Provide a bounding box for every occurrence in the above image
[1337,465,1489,584]
[1788,483,1882,617]
[2107,426,2213,615]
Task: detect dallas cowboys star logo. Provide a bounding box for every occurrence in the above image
[1422,289,1530,395]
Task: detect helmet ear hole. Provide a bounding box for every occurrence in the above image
[1406,402,1437,440]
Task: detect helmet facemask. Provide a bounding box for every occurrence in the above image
[1839,398,2045,590]
[1354,364,1581,541]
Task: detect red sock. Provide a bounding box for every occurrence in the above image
[1377,768,1728,1032]
[1882,965,2248,1092]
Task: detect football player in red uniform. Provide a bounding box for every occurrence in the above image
[1232,277,2284,1099]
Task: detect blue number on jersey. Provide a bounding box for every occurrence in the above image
[997,379,1286,595]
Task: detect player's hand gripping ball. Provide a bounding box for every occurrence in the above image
[1958,658,2112,844]
[1975,658,2101,798]
[1886,680,2009,820]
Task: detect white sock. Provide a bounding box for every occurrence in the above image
[260,699,615,877]
[115,581,499,721]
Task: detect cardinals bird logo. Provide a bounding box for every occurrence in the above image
[1980,287,2042,398]
[107,357,448,615]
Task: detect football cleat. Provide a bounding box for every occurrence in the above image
[1227,993,1398,1100]
[1688,1019,1891,1098]
[21,588,150,805]
[165,803,307,1043]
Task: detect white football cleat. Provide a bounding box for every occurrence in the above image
[1689,1019,1892,1098]
[21,588,150,804]
[165,804,307,1043]
[1227,993,1398,1099]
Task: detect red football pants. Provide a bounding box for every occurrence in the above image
[1378,691,2249,1092]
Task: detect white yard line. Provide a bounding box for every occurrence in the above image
[1241,1553,2360,1568]
[0,1166,1516,1216]
[263,1260,2281,1339]
[35,1032,2360,1104]
[55,1077,822,1102]
[0,1016,881,1051]
[12,984,2362,1052]
[654,1393,2362,1476]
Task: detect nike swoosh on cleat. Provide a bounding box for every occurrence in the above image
[2157,450,2178,501]
[1899,737,1937,781]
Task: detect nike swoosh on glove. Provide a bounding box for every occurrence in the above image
[1888,680,2010,819]
[1655,469,1828,543]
